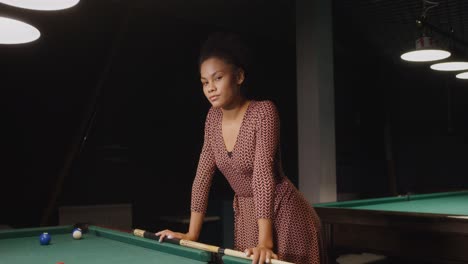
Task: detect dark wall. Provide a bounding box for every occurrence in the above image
[2,1,297,233]
[333,3,468,198]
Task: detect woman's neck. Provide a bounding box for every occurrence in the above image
[222,97,250,121]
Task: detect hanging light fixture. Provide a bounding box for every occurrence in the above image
[430,62,468,71]
[429,31,468,73]
[0,0,80,45]
[400,1,451,62]
[400,36,451,62]
[0,16,40,44]
[429,32,468,74]
[0,0,80,11]
[456,72,468,79]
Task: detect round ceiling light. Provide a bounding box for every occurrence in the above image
[401,36,451,62]
[401,49,451,62]
[455,72,468,79]
[430,62,468,71]
[0,16,40,44]
[0,0,80,11]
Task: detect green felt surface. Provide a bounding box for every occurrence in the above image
[314,191,468,215]
[0,226,211,264]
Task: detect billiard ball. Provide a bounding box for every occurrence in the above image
[72,228,82,240]
[39,232,51,245]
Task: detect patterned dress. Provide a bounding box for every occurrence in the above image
[191,100,322,264]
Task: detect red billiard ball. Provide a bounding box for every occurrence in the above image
[39,232,51,245]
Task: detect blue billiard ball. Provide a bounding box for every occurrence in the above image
[39,232,51,245]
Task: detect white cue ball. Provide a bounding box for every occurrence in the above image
[72,230,82,239]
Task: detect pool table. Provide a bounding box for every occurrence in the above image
[314,190,468,264]
[0,225,251,264]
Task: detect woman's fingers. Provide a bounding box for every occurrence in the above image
[155,230,189,243]
[155,229,169,236]
[264,251,271,263]
[251,247,260,264]
[155,230,165,242]
[155,229,174,242]
[258,249,267,264]
[245,247,278,264]
[158,231,168,242]
[271,252,278,260]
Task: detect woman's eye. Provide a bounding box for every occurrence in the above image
[215,76,222,81]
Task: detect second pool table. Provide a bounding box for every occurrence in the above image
[315,190,468,264]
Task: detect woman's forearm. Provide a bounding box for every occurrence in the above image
[187,211,205,241]
[257,218,274,249]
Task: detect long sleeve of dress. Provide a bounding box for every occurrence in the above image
[252,101,280,220]
[190,109,217,214]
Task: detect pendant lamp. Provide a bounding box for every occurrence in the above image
[401,35,451,62]
[0,0,80,11]
[455,72,468,79]
[430,62,468,71]
[0,16,40,44]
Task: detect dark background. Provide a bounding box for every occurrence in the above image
[1,0,297,232]
[2,0,468,242]
[334,0,468,197]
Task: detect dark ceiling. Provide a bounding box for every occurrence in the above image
[2,0,466,82]
[334,0,468,61]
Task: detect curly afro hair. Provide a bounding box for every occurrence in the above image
[198,32,251,75]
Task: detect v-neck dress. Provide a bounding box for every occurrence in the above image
[191,100,322,264]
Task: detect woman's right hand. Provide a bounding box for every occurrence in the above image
[155,229,194,243]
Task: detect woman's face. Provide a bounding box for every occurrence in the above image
[200,57,244,109]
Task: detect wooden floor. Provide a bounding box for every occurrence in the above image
[335,253,452,264]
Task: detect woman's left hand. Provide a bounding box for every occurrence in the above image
[244,245,278,264]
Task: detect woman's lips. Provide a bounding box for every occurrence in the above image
[209,95,219,101]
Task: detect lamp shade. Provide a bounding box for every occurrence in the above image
[401,36,451,62]
[456,72,468,79]
[0,0,80,11]
[0,16,40,44]
[401,49,451,62]
[430,62,468,71]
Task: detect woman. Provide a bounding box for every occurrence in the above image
[156,33,322,264]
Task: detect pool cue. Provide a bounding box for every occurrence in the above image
[133,229,294,264]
